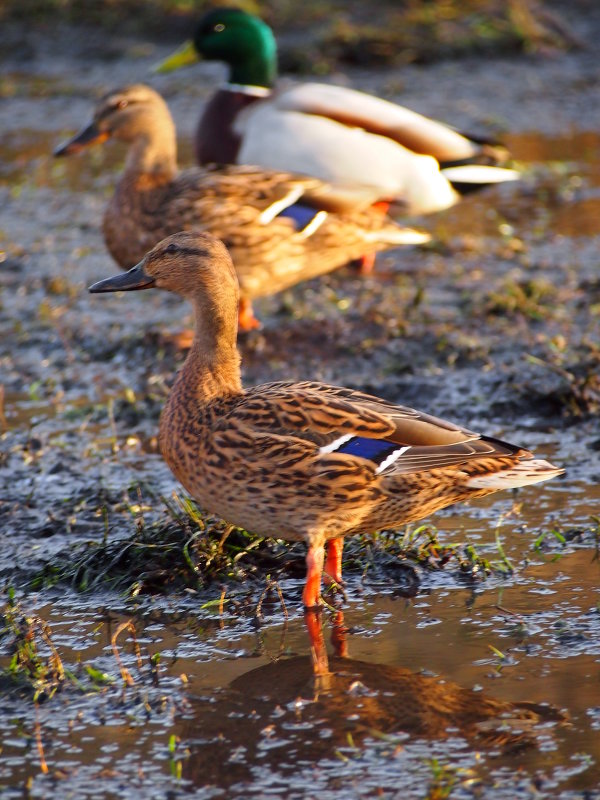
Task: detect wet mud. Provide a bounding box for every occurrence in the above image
[1,6,600,799]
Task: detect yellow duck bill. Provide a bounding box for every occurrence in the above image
[89,263,156,293]
[153,39,199,73]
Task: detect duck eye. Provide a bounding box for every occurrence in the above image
[117,99,128,110]
[214,23,225,32]
[165,243,179,255]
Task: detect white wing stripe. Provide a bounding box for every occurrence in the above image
[299,210,328,238]
[375,445,410,473]
[319,434,353,455]
[259,186,305,224]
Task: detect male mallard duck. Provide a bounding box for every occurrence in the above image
[54,84,427,330]
[156,7,519,215]
[90,231,563,609]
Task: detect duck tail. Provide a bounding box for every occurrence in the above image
[449,136,511,167]
[440,164,520,195]
[363,226,431,246]
[466,459,564,490]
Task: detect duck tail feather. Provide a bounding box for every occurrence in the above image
[441,164,520,186]
[467,459,564,490]
[363,227,431,246]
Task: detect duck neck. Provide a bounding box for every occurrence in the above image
[176,294,242,404]
[124,127,178,184]
[228,55,276,89]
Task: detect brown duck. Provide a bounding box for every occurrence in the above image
[89,231,563,609]
[55,84,429,329]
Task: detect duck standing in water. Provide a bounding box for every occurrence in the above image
[156,7,519,216]
[55,84,428,330]
[90,231,562,614]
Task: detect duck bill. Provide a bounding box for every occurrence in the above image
[89,262,156,293]
[54,121,109,157]
[153,39,199,73]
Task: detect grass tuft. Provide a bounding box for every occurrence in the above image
[0,588,64,702]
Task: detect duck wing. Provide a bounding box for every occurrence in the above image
[272,83,482,162]
[171,164,319,221]
[218,381,528,477]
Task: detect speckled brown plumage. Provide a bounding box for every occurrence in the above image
[90,232,564,608]
[56,84,429,320]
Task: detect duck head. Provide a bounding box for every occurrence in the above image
[155,8,277,88]
[90,232,240,338]
[54,84,175,156]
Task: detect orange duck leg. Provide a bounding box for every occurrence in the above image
[324,537,344,588]
[238,296,262,331]
[357,201,391,275]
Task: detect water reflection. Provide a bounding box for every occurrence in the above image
[176,644,565,793]
[550,196,600,237]
[506,130,600,181]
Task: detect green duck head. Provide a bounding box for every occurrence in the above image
[156,7,277,89]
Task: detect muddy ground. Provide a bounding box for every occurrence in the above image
[0,4,600,799]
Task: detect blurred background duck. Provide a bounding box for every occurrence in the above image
[54,84,428,330]
[89,231,563,613]
[156,7,519,216]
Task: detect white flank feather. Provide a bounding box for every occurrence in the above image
[238,104,461,214]
[466,459,563,490]
[441,165,520,184]
[363,228,431,246]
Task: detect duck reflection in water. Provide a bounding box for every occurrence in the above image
[172,610,564,793]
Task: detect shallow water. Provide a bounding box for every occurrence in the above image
[1,476,600,798]
[1,27,600,800]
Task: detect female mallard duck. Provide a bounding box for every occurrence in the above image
[156,7,519,215]
[54,84,427,330]
[90,231,563,609]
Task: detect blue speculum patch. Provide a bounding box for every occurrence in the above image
[277,203,320,230]
[335,437,400,464]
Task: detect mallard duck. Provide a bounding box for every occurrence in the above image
[155,7,519,215]
[89,231,563,609]
[54,84,428,330]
